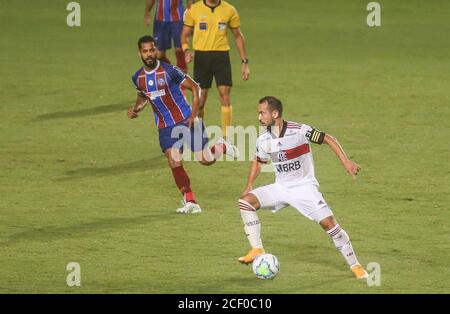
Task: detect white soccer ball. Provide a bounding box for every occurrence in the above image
[252,253,280,279]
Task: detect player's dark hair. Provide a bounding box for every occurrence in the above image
[138,35,155,49]
[259,96,283,117]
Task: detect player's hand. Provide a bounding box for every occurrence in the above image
[344,160,361,180]
[184,50,194,64]
[144,14,151,26]
[128,107,138,119]
[242,63,250,81]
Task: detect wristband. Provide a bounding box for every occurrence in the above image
[241,58,249,64]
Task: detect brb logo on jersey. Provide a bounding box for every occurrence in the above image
[276,160,302,173]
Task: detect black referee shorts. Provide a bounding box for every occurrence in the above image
[193,51,232,89]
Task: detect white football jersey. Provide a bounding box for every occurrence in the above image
[255,121,322,187]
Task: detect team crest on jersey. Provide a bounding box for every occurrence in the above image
[277,151,288,162]
[157,78,166,87]
[148,80,154,86]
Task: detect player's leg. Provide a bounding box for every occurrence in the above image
[217,85,232,139]
[319,215,368,279]
[193,51,213,119]
[238,184,287,263]
[159,125,201,213]
[199,88,209,120]
[188,118,238,165]
[189,118,216,166]
[213,51,233,138]
[238,192,264,263]
[154,21,172,64]
[209,137,239,160]
[171,21,187,73]
[288,185,368,278]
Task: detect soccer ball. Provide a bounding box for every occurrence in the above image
[252,253,280,279]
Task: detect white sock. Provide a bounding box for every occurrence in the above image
[238,199,263,249]
[326,224,359,267]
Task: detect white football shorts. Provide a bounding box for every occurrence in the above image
[250,183,333,223]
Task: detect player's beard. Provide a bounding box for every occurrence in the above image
[142,56,157,70]
[259,119,275,127]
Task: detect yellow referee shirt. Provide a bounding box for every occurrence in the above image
[184,0,240,51]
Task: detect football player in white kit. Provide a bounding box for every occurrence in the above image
[238,96,368,279]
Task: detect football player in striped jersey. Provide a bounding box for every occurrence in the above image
[128,35,238,214]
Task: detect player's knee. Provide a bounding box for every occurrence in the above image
[168,159,181,169]
[238,196,259,210]
[199,159,214,166]
[196,149,215,166]
[165,152,182,168]
[319,215,337,231]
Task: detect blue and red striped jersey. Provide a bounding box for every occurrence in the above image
[155,0,185,22]
[132,61,192,129]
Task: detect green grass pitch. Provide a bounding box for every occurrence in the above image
[0,0,449,293]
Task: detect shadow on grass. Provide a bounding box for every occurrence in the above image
[35,101,131,120]
[1,212,174,246]
[54,156,167,181]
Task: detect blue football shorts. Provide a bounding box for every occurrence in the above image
[158,119,209,153]
[153,21,183,50]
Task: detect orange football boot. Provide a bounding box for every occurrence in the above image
[238,248,265,264]
[351,264,369,279]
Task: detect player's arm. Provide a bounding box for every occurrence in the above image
[144,0,156,26]
[181,76,200,127]
[323,134,361,179]
[181,25,194,63]
[128,94,149,119]
[242,158,266,196]
[230,27,250,81]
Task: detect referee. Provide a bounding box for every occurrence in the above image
[181,0,250,138]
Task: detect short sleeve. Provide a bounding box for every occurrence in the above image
[131,73,139,90]
[228,7,240,28]
[255,138,270,163]
[183,7,195,26]
[165,65,187,85]
[300,124,313,137]
[131,73,147,98]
